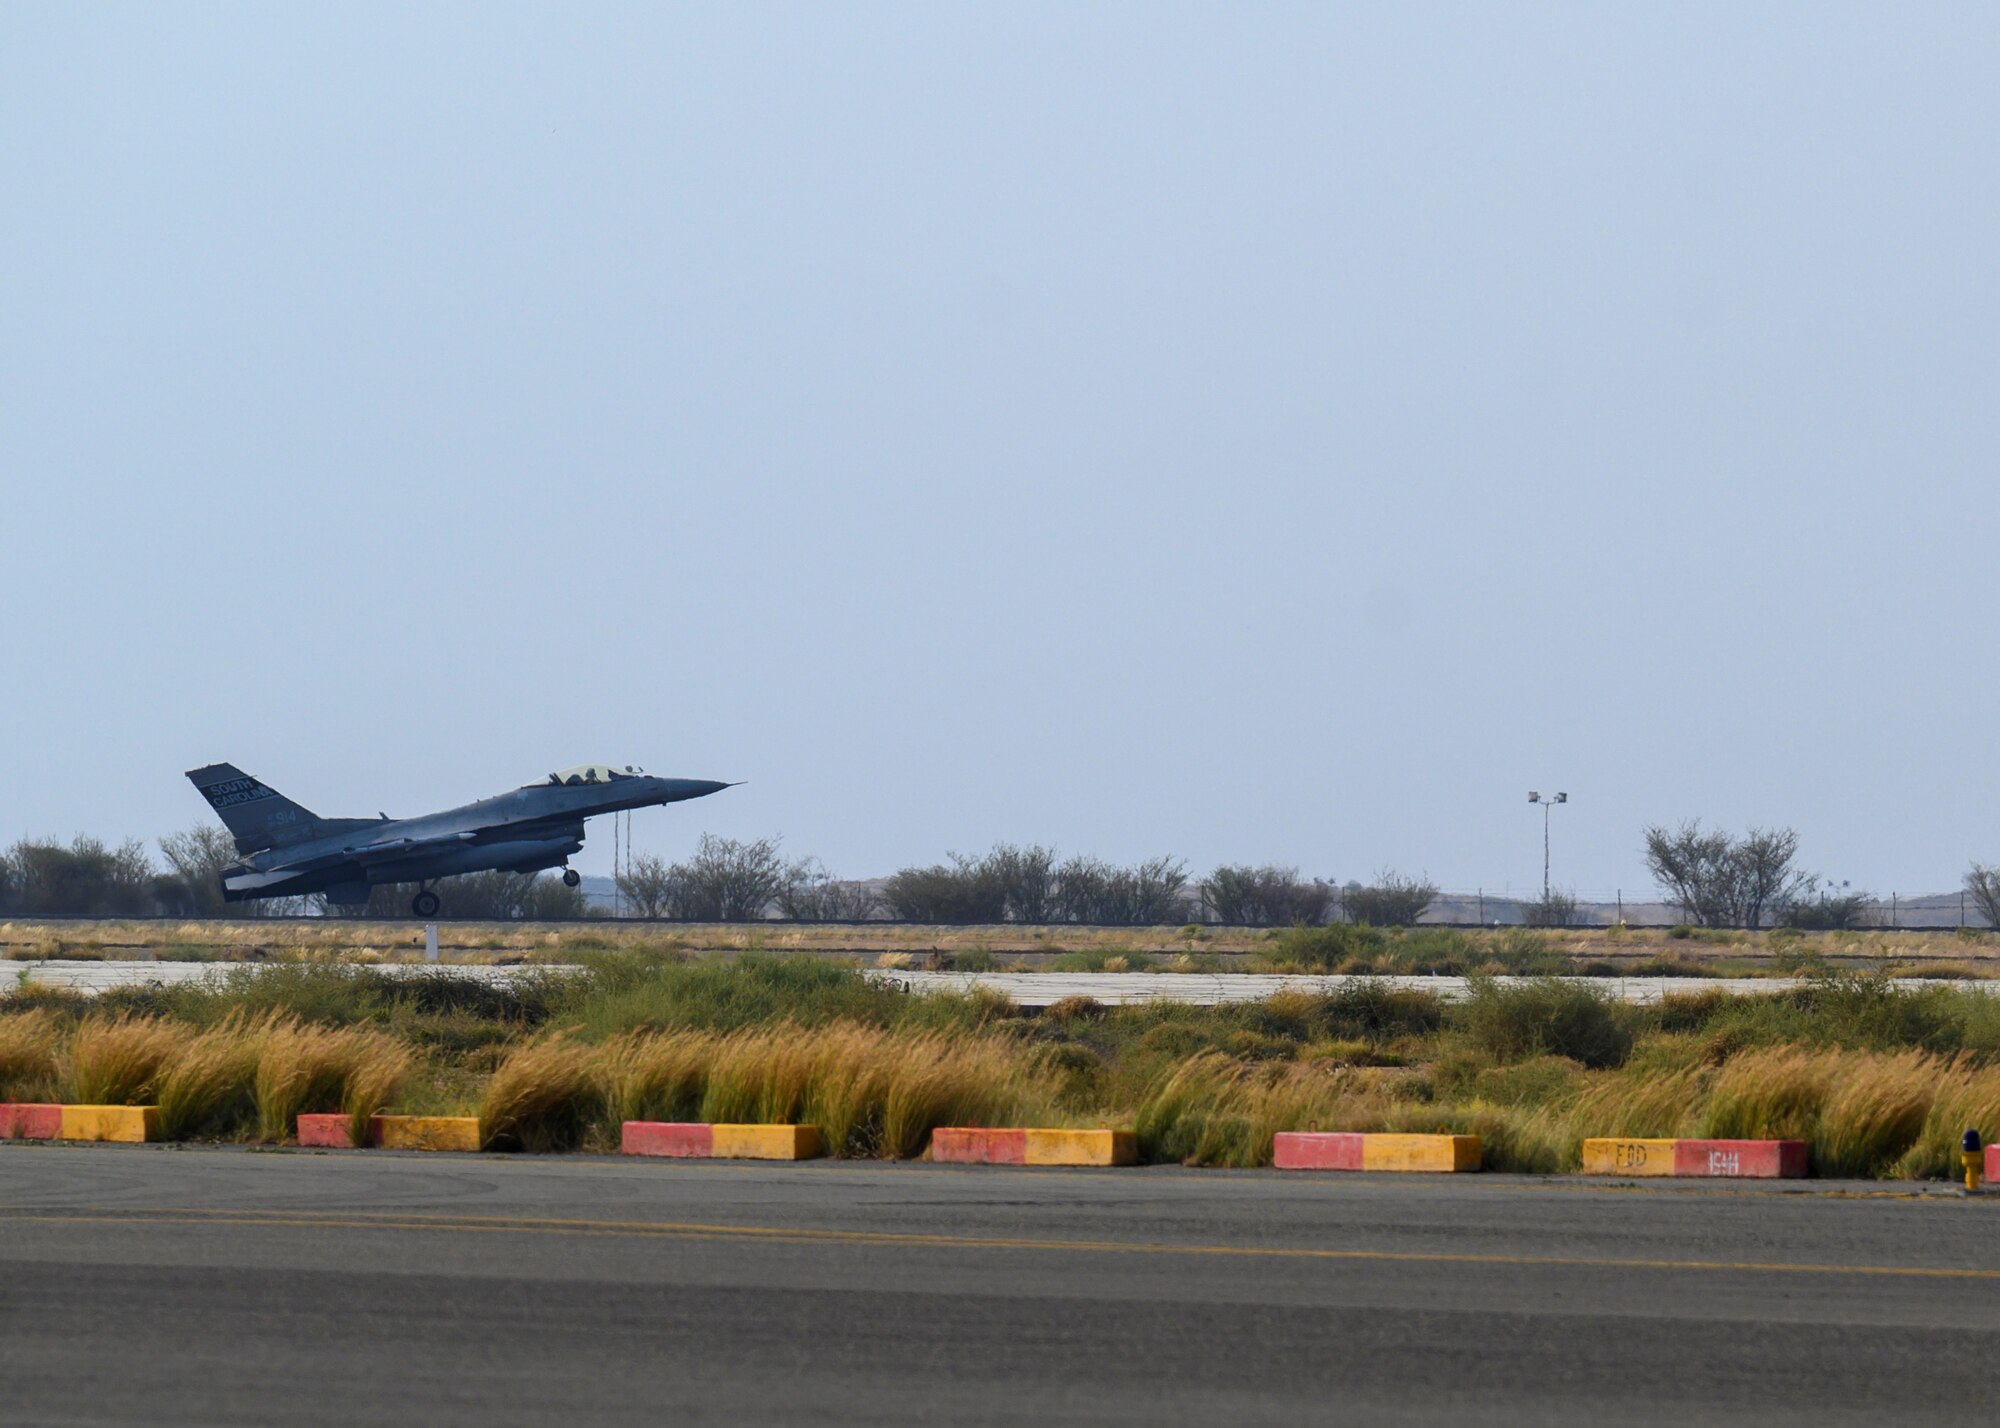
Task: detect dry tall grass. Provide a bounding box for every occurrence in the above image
[255,1018,411,1144]
[480,1021,1057,1157]
[1136,1054,1402,1167]
[1896,1062,2000,1178]
[66,1015,188,1104]
[155,1012,270,1140]
[480,1035,607,1152]
[0,1011,62,1101]
[609,1030,712,1125]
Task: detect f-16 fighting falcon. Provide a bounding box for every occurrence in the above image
[186,762,732,917]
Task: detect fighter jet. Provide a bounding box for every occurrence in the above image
[186,762,731,916]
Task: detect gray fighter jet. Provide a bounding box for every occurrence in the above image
[186,762,731,916]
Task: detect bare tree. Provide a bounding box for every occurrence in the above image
[617,853,679,918]
[1780,877,1870,930]
[157,824,240,917]
[1050,854,1110,923]
[1734,827,1803,930]
[1201,865,1334,926]
[778,858,881,920]
[1524,889,1582,928]
[1642,822,1737,927]
[882,854,1008,922]
[1341,872,1436,927]
[1643,821,1808,928]
[1968,864,2000,930]
[316,870,584,919]
[2,837,156,916]
[1097,855,1190,925]
[986,844,1059,922]
[673,834,788,921]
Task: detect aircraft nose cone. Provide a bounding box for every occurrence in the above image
[655,777,735,802]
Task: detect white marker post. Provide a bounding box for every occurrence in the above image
[425,922,439,963]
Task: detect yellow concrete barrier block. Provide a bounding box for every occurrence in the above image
[1358,1133,1481,1172]
[372,1115,483,1152]
[1023,1128,1138,1166]
[59,1105,157,1143]
[1580,1137,1679,1176]
[709,1124,823,1160]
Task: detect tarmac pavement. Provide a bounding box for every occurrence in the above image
[2,1143,1997,1426]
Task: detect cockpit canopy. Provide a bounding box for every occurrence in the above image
[535,764,645,788]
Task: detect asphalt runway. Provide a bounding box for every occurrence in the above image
[3,1145,1998,1426]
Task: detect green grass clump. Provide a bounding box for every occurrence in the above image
[555,953,904,1037]
[1268,924,1385,970]
[1454,978,1634,1069]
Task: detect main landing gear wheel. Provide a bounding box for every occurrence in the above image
[412,889,441,918]
[561,868,581,888]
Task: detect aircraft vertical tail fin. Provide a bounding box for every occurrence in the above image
[185,763,327,854]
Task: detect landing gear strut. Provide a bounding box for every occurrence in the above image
[561,867,581,888]
[412,887,441,918]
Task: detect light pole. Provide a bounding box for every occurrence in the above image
[1527,791,1567,903]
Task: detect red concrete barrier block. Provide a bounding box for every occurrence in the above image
[622,1122,715,1158]
[296,1114,356,1149]
[0,1104,63,1140]
[1272,1132,1365,1171]
[1671,1139,1807,1179]
[1984,1143,2000,1182]
[931,1128,1028,1165]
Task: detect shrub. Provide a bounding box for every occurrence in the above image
[1523,891,1583,928]
[1381,928,1477,973]
[1312,981,1445,1041]
[1200,866,1334,927]
[1455,978,1633,1069]
[882,856,1008,923]
[1781,882,1870,931]
[776,858,881,920]
[1053,854,1189,925]
[1340,873,1437,927]
[558,954,903,1037]
[1044,995,1108,1025]
[1272,923,1386,970]
[1,836,158,916]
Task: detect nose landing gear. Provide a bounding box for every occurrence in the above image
[561,867,581,888]
[411,887,441,918]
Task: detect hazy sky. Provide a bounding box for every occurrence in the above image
[3,5,1995,898]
